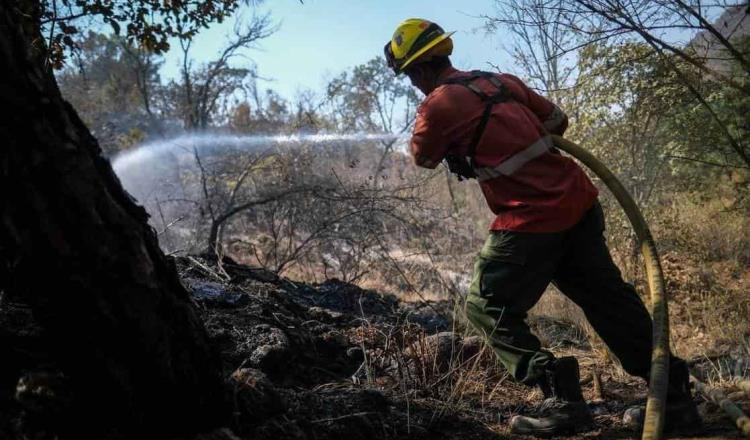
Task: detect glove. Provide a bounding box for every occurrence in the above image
[444,155,477,181]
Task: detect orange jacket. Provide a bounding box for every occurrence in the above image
[410,68,598,232]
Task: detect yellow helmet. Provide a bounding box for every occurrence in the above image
[384,18,454,74]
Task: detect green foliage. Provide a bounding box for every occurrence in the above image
[564,42,680,204]
[40,0,249,66]
[656,192,750,263]
[555,39,749,276]
[662,49,750,176]
[57,31,163,154]
[564,39,749,199]
[325,57,419,133]
[115,127,147,152]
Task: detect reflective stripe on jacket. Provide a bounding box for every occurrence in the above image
[410,67,598,233]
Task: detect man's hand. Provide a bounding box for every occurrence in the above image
[444,155,477,181]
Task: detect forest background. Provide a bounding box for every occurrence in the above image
[1,0,749,438]
[54,0,750,363]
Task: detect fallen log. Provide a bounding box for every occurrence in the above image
[692,378,750,437]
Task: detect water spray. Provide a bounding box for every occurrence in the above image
[112,132,407,175]
[110,131,409,254]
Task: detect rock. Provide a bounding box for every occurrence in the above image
[192,427,243,440]
[308,306,344,322]
[252,418,307,439]
[460,335,484,360]
[589,401,610,416]
[358,388,389,412]
[400,301,452,332]
[319,330,347,346]
[247,324,290,372]
[401,424,428,438]
[406,332,463,373]
[225,264,280,284]
[346,346,365,361]
[190,281,248,307]
[401,332,487,375]
[296,279,399,318]
[15,371,72,415]
[231,368,285,421]
[622,404,644,428]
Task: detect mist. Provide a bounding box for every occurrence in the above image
[111,131,409,253]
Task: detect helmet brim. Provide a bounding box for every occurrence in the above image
[398,31,455,74]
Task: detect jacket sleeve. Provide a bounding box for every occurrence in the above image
[501,73,569,135]
[409,94,451,169]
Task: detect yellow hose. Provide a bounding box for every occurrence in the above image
[551,135,669,440]
[739,380,750,398]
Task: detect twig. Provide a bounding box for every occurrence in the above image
[328,169,449,321]
[666,154,750,170]
[156,216,185,236]
[311,412,376,424]
[592,368,605,401]
[166,248,188,257]
[187,256,229,282]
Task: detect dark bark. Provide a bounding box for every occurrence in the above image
[0,2,225,437]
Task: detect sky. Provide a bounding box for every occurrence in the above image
[161,0,512,100]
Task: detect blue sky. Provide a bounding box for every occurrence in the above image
[161,0,511,100]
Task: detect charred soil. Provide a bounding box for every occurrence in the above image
[1,255,748,439]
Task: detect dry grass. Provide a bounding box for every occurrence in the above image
[346,303,531,430]
[227,181,750,426]
[528,287,628,380]
[645,194,750,371]
[419,194,747,395]
[658,196,750,264]
[348,191,750,394]
[345,293,641,435]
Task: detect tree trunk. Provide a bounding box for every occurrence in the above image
[0,2,224,437]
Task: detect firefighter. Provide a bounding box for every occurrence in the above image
[384,18,702,436]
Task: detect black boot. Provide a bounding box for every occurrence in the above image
[623,359,702,433]
[510,357,594,437]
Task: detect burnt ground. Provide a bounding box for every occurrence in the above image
[1,255,748,440]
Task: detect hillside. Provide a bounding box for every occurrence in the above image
[2,254,747,439]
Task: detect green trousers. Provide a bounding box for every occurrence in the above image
[465,201,657,387]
